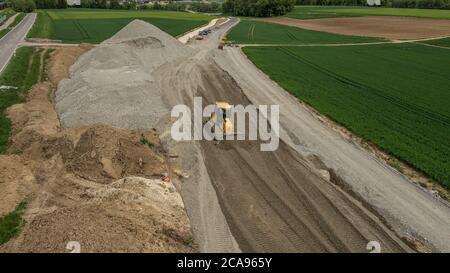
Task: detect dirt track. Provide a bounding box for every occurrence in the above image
[259,16,450,40]
[151,18,416,252]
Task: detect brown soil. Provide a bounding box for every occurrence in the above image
[259,16,450,40]
[0,156,36,216]
[0,46,196,253]
[25,38,63,43]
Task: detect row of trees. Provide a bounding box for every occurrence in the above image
[295,0,450,8]
[80,0,136,10]
[190,1,221,13]
[138,1,221,13]
[34,0,66,9]
[222,0,296,16]
[296,0,365,5]
[385,0,450,9]
[9,0,36,12]
[138,2,187,11]
[8,0,67,11]
[80,0,110,9]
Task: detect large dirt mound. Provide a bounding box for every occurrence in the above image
[56,20,192,129]
[0,45,195,253]
[0,155,36,216]
[5,177,192,253]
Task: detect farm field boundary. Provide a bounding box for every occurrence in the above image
[259,16,450,40]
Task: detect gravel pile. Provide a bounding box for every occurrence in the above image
[56,20,192,129]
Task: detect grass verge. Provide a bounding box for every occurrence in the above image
[0,47,44,153]
[27,10,54,40]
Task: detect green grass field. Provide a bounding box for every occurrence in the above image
[227,20,383,44]
[28,9,214,44]
[243,44,450,189]
[0,47,44,153]
[287,5,450,19]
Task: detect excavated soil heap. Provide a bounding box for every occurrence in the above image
[0,44,195,253]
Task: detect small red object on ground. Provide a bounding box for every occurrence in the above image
[162,175,170,183]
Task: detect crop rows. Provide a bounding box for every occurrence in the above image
[227,20,382,44]
[243,44,450,188]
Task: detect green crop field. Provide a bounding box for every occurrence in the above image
[28,9,214,44]
[287,5,450,20]
[421,37,450,48]
[226,20,383,44]
[243,44,450,189]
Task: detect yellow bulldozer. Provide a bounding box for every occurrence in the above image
[206,102,235,142]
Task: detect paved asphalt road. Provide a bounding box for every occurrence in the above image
[0,13,36,73]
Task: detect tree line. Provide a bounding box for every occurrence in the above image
[295,0,364,5]
[8,0,36,12]
[34,0,67,9]
[295,0,450,9]
[80,0,139,9]
[138,2,187,11]
[222,0,296,17]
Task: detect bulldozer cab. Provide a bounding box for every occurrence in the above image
[210,102,234,135]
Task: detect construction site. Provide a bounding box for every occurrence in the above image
[0,6,449,255]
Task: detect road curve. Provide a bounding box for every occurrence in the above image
[0,13,36,73]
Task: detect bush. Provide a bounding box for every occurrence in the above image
[190,2,221,13]
[137,2,188,12]
[35,0,67,9]
[9,0,36,12]
[109,0,121,9]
